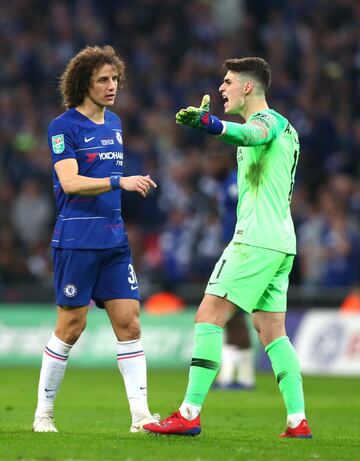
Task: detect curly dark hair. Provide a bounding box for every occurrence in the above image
[224,57,271,92]
[59,45,125,108]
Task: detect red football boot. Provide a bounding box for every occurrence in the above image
[143,411,201,436]
[280,419,312,439]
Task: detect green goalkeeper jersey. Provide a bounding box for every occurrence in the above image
[219,109,299,254]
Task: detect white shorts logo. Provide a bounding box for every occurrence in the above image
[63,284,78,297]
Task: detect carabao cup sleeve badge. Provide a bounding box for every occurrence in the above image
[52,134,65,154]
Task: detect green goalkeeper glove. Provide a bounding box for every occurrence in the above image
[175,95,224,135]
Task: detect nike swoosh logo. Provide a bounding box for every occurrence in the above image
[130,286,138,291]
[208,282,219,285]
[84,136,95,142]
[140,386,147,390]
[45,388,55,392]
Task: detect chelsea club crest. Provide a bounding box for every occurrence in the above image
[63,284,78,298]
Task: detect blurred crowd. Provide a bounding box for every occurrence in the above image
[0,0,359,300]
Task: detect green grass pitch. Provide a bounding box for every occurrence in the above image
[1,367,359,461]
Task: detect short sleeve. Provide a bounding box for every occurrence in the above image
[48,118,77,164]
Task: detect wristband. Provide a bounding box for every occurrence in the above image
[201,113,224,135]
[207,115,224,135]
[110,175,121,190]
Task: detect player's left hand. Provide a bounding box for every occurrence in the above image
[120,175,157,198]
[175,95,224,135]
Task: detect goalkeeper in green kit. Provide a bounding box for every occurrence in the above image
[144,57,312,438]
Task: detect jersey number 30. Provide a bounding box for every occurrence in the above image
[128,264,138,285]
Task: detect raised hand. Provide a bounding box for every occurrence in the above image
[175,95,223,135]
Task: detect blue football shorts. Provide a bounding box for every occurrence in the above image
[52,246,140,308]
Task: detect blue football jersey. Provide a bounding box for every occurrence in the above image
[48,108,128,249]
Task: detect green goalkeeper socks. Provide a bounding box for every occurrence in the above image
[184,323,223,406]
[265,336,305,415]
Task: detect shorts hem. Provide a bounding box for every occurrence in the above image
[56,295,141,308]
[205,287,253,314]
[205,285,228,298]
[253,306,287,313]
[57,302,90,308]
[94,296,140,309]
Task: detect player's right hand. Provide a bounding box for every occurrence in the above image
[120,175,157,198]
[175,95,223,135]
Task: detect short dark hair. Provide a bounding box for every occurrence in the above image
[59,45,125,108]
[223,57,271,92]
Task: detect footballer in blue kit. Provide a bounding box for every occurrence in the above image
[33,45,159,434]
[49,107,139,306]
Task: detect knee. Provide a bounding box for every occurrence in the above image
[195,308,220,325]
[258,328,287,348]
[195,299,221,325]
[253,322,261,335]
[252,314,286,347]
[195,309,208,324]
[127,317,141,339]
[117,316,141,341]
[55,317,87,344]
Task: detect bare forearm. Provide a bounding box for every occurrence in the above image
[61,175,112,196]
[60,174,157,198]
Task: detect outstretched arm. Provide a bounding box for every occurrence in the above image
[176,95,285,146]
[219,114,284,146]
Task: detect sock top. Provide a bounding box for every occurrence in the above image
[195,323,223,335]
[265,335,288,353]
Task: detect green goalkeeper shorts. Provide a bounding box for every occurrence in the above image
[205,242,294,313]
